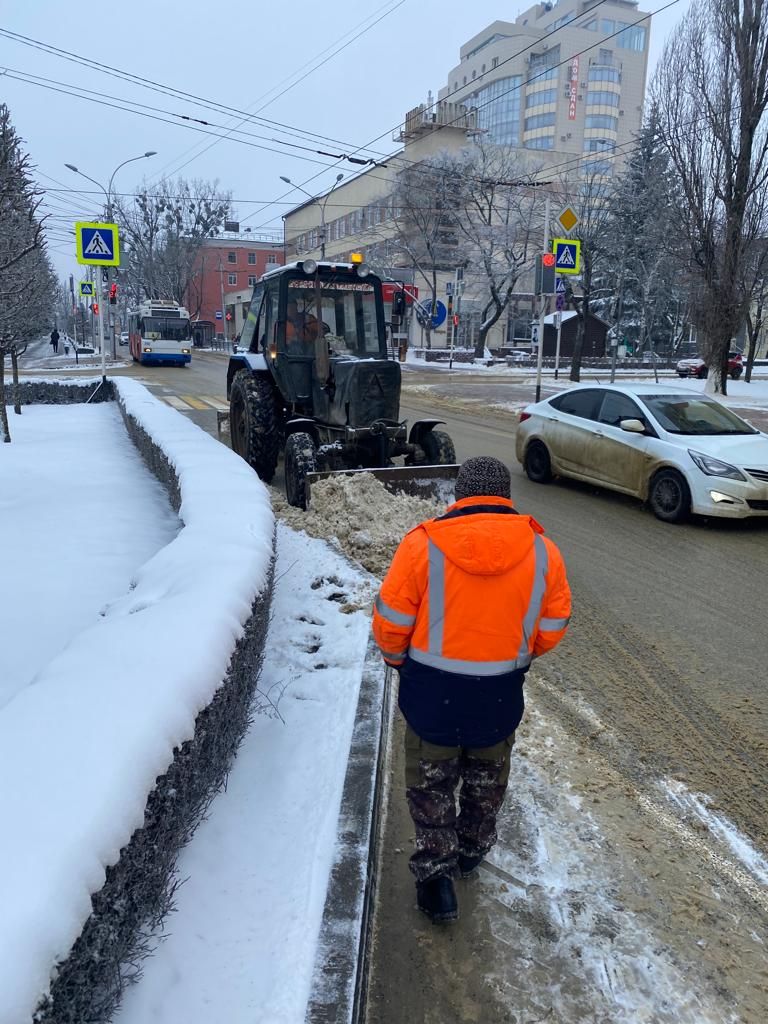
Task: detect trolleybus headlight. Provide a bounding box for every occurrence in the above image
[181,348,190,354]
[143,346,152,353]
[302,259,318,275]
[356,262,371,278]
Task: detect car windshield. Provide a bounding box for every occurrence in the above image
[286,278,381,356]
[640,394,757,435]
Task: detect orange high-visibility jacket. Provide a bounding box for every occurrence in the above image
[373,496,571,676]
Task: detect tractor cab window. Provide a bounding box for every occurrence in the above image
[284,278,381,357]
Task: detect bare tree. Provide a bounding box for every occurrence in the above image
[116,177,231,307]
[439,145,541,358]
[558,169,613,381]
[652,0,768,394]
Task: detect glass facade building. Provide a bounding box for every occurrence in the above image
[466,76,523,145]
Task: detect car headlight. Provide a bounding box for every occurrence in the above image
[688,450,746,481]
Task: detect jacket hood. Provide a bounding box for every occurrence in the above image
[421,497,543,576]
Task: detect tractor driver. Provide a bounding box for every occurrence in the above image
[286,298,320,350]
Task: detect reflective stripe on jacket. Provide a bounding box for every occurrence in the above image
[372,496,571,674]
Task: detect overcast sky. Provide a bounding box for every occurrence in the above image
[1,0,690,280]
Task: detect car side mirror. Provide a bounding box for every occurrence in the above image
[619,418,646,434]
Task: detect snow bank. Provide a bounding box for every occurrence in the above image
[0,379,274,1024]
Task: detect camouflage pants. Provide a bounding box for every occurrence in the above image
[404,723,514,883]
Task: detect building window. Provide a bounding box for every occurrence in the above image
[589,66,621,84]
[454,81,458,90]
[528,45,561,84]
[583,138,616,152]
[525,88,557,108]
[247,252,256,264]
[492,57,499,69]
[585,114,619,130]
[586,90,620,107]
[524,112,557,131]
[465,74,523,145]
[472,69,477,79]
[227,251,237,263]
[583,158,613,176]
[248,275,257,286]
[525,136,555,150]
[228,273,237,285]
[266,253,278,264]
[599,48,613,63]
[481,63,486,73]
[463,75,467,85]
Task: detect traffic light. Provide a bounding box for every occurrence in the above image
[535,253,556,295]
[102,268,109,284]
[109,283,118,305]
[225,312,232,322]
[453,314,460,327]
[91,302,99,315]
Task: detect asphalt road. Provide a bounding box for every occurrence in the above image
[29,349,768,1020]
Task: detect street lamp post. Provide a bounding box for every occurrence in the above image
[65,152,157,359]
[280,173,344,260]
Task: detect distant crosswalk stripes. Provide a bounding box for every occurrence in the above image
[159,394,229,412]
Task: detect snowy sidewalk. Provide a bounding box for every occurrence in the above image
[115,524,374,1024]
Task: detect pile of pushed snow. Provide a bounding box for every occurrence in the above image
[0,378,274,1024]
[271,472,449,577]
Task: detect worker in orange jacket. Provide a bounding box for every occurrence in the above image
[373,456,571,923]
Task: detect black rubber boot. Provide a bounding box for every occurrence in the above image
[416,875,459,923]
[458,853,484,878]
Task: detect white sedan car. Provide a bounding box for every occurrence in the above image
[516,383,768,522]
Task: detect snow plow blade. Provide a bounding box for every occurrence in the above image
[306,465,460,504]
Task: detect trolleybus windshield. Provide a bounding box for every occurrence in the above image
[142,317,192,341]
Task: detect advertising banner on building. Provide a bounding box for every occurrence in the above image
[569,56,579,120]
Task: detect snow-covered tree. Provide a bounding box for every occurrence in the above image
[652,0,768,394]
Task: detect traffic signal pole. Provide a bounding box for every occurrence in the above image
[535,193,551,403]
[96,274,106,383]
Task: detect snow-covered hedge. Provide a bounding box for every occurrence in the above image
[0,379,274,1024]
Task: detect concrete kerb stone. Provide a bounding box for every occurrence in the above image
[10,381,276,1024]
[306,646,394,1024]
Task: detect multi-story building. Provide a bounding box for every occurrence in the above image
[438,0,650,173]
[186,235,284,339]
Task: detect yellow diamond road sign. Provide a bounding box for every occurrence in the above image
[75,221,120,266]
[557,206,579,233]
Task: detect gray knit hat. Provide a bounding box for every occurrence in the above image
[454,456,511,501]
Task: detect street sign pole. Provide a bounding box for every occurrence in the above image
[535,192,551,403]
[554,311,563,380]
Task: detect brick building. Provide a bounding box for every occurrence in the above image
[187,236,284,339]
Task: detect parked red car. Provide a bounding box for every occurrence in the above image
[676,351,743,379]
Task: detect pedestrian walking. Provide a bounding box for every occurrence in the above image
[49,328,60,354]
[372,457,571,923]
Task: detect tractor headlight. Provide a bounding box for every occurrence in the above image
[302,259,318,275]
[356,262,371,278]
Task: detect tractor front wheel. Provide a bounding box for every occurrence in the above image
[285,432,317,510]
[420,429,456,465]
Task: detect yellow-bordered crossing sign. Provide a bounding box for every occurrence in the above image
[75,222,120,266]
[552,238,581,275]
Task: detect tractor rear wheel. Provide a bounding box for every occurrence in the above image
[421,429,456,465]
[229,370,280,483]
[285,432,317,510]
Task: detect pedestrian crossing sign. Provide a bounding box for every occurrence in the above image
[75,221,120,266]
[79,280,94,297]
[552,238,581,275]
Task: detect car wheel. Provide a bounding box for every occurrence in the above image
[648,469,691,524]
[697,367,708,379]
[524,440,553,484]
[730,368,742,380]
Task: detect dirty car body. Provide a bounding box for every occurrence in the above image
[516,383,768,521]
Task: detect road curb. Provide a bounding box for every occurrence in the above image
[305,642,393,1024]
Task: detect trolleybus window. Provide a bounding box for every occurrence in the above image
[141,317,192,341]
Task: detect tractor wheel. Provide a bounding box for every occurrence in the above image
[285,432,317,510]
[421,429,456,465]
[229,370,280,483]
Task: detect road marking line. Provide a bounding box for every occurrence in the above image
[200,395,230,411]
[180,395,211,410]
[165,396,192,410]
